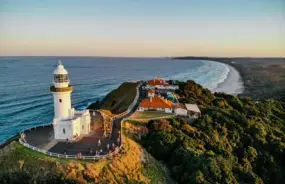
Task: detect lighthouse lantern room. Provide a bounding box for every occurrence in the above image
[50,61,91,140]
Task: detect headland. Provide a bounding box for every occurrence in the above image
[1,77,285,184]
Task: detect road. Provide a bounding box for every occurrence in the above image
[111,84,143,143]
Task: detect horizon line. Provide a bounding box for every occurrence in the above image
[0,55,284,59]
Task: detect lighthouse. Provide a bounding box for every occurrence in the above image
[51,61,72,119]
[51,61,91,140]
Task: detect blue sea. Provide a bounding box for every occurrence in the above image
[0,57,241,143]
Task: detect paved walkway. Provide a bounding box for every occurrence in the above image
[111,84,143,141]
[23,83,142,156]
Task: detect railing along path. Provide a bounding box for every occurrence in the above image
[18,82,142,160]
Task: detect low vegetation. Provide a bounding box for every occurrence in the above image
[140,80,285,184]
[0,124,171,184]
[88,82,139,114]
[129,111,175,120]
[2,78,284,183]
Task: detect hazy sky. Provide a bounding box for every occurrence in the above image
[0,0,284,57]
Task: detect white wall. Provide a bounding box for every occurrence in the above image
[52,91,72,119]
[138,107,146,111]
[80,112,91,135]
[145,85,178,90]
[165,108,173,113]
[174,108,187,116]
[53,122,73,140]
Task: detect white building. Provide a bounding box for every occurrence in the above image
[173,104,188,116]
[138,96,174,113]
[138,95,201,118]
[145,78,179,90]
[185,104,201,118]
[50,61,91,140]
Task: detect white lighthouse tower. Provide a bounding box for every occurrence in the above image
[51,61,72,119]
[51,61,91,140]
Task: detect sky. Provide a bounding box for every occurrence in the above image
[0,0,284,57]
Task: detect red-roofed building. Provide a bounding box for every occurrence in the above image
[145,78,178,90]
[138,96,174,113]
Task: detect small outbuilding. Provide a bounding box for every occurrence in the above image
[185,104,201,118]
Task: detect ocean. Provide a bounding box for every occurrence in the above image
[0,57,243,143]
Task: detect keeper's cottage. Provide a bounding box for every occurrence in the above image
[50,61,91,140]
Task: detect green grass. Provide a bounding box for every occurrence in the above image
[0,122,172,183]
[88,82,139,114]
[145,161,169,184]
[131,111,174,119]
[13,141,97,164]
[15,142,47,157]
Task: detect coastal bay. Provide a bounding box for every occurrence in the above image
[0,57,241,143]
[175,57,285,100]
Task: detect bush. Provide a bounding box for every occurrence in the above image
[141,80,285,184]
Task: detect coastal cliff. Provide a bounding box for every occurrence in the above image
[1,80,285,184]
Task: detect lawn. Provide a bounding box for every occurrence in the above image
[130,111,174,120]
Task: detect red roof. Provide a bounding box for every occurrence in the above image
[140,96,173,108]
[147,78,168,86]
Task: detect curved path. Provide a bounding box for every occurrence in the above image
[111,84,143,143]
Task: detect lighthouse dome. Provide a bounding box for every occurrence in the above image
[53,61,68,75]
[52,61,70,88]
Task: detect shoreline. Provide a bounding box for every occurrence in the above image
[173,57,246,96]
[212,62,244,96]
[173,56,285,100]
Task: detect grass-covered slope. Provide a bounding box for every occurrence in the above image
[0,127,171,184]
[88,82,139,114]
[141,80,285,184]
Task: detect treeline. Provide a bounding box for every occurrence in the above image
[142,80,285,184]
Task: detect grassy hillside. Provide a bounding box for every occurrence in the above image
[140,80,285,184]
[0,123,172,184]
[88,82,139,114]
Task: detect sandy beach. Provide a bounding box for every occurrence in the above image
[212,63,244,96]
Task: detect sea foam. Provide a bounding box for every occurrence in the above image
[168,60,241,94]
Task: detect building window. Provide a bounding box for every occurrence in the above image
[59,99,62,103]
[63,128,65,134]
[54,74,69,83]
[82,125,84,130]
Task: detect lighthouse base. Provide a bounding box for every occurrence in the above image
[53,109,91,140]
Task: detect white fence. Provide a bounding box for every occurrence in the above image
[17,82,143,160]
[19,138,121,160]
[18,120,122,160]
